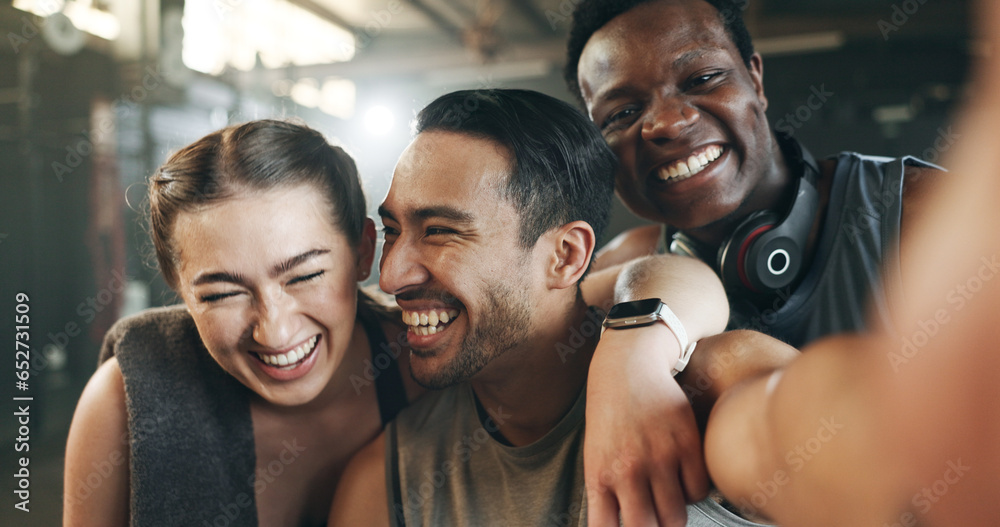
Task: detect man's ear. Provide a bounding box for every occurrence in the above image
[748,53,768,111]
[357,218,377,281]
[546,221,597,290]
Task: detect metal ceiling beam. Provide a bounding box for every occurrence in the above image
[437,0,476,21]
[228,38,565,83]
[404,0,466,43]
[506,0,553,35]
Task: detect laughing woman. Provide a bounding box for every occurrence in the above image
[63,120,422,526]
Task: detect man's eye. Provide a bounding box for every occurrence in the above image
[602,107,640,131]
[381,226,400,237]
[426,227,455,236]
[288,271,325,285]
[686,71,724,90]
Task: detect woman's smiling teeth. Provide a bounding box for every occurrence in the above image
[657,145,724,182]
[402,309,460,336]
[253,335,318,369]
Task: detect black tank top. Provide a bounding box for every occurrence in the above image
[356,306,409,425]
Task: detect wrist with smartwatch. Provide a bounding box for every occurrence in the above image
[601,298,698,376]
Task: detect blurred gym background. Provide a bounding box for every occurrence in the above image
[0,0,971,524]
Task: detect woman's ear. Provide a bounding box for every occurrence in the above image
[547,221,597,290]
[357,218,377,281]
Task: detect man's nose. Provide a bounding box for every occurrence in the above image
[379,237,431,296]
[641,95,700,142]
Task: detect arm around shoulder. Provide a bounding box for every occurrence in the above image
[591,224,663,272]
[582,253,729,526]
[614,253,729,341]
[329,431,391,527]
[64,357,130,527]
[581,224,668,309]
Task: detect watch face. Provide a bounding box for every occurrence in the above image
[607,298,663,319]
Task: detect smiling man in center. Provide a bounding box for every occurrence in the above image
[329,89,797,527]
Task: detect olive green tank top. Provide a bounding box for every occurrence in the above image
[385,383,772,526]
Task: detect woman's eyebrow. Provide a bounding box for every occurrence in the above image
[190,249,330,287]
[191,271,248,287]
[271,249,330,278]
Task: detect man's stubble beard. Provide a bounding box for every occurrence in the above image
[410,278,533,390]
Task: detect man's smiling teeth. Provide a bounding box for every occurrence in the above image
[657,145,724,182]
[254,336,318,368]
[402,309,460,336]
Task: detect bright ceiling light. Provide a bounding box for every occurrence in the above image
[182,0,355,76]
[364,106,395,136]
[13,0,121,41]
[320,78,356,120]
[290,78,321,108]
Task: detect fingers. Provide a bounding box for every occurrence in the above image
[676,416,710,503]
[587,455,695,527]
[679,452,710,504]
[598,469,691,527]
[617,478,662,527]
[618,450,707,526]
[586,480,620,527]
[649,470,690,527]
[649,405,709,505]
[643,430,701,527]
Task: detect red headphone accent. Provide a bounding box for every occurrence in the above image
[736,224,776,293]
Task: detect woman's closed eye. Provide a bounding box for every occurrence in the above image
[199,291,240,303]
[288,270,325,285]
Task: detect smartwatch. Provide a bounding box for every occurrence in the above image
[601,298,698,376]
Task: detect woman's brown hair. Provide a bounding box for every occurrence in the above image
[148,119,368,289]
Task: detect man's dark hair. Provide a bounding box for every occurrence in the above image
[414,89,617,252]
[564,0,755,102]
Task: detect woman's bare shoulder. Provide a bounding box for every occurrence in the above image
[64,358,130,526]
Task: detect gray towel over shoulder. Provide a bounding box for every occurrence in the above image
[100,305,258,527]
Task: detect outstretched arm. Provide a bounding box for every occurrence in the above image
[704,334,892,526]
[677,329,799,429]
[704,2,1000,523]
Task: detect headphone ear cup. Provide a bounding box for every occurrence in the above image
[744,226,806,292]
[713,135,820,297]
[718,211,780,294]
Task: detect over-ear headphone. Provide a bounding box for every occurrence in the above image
[670,134,821,296]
